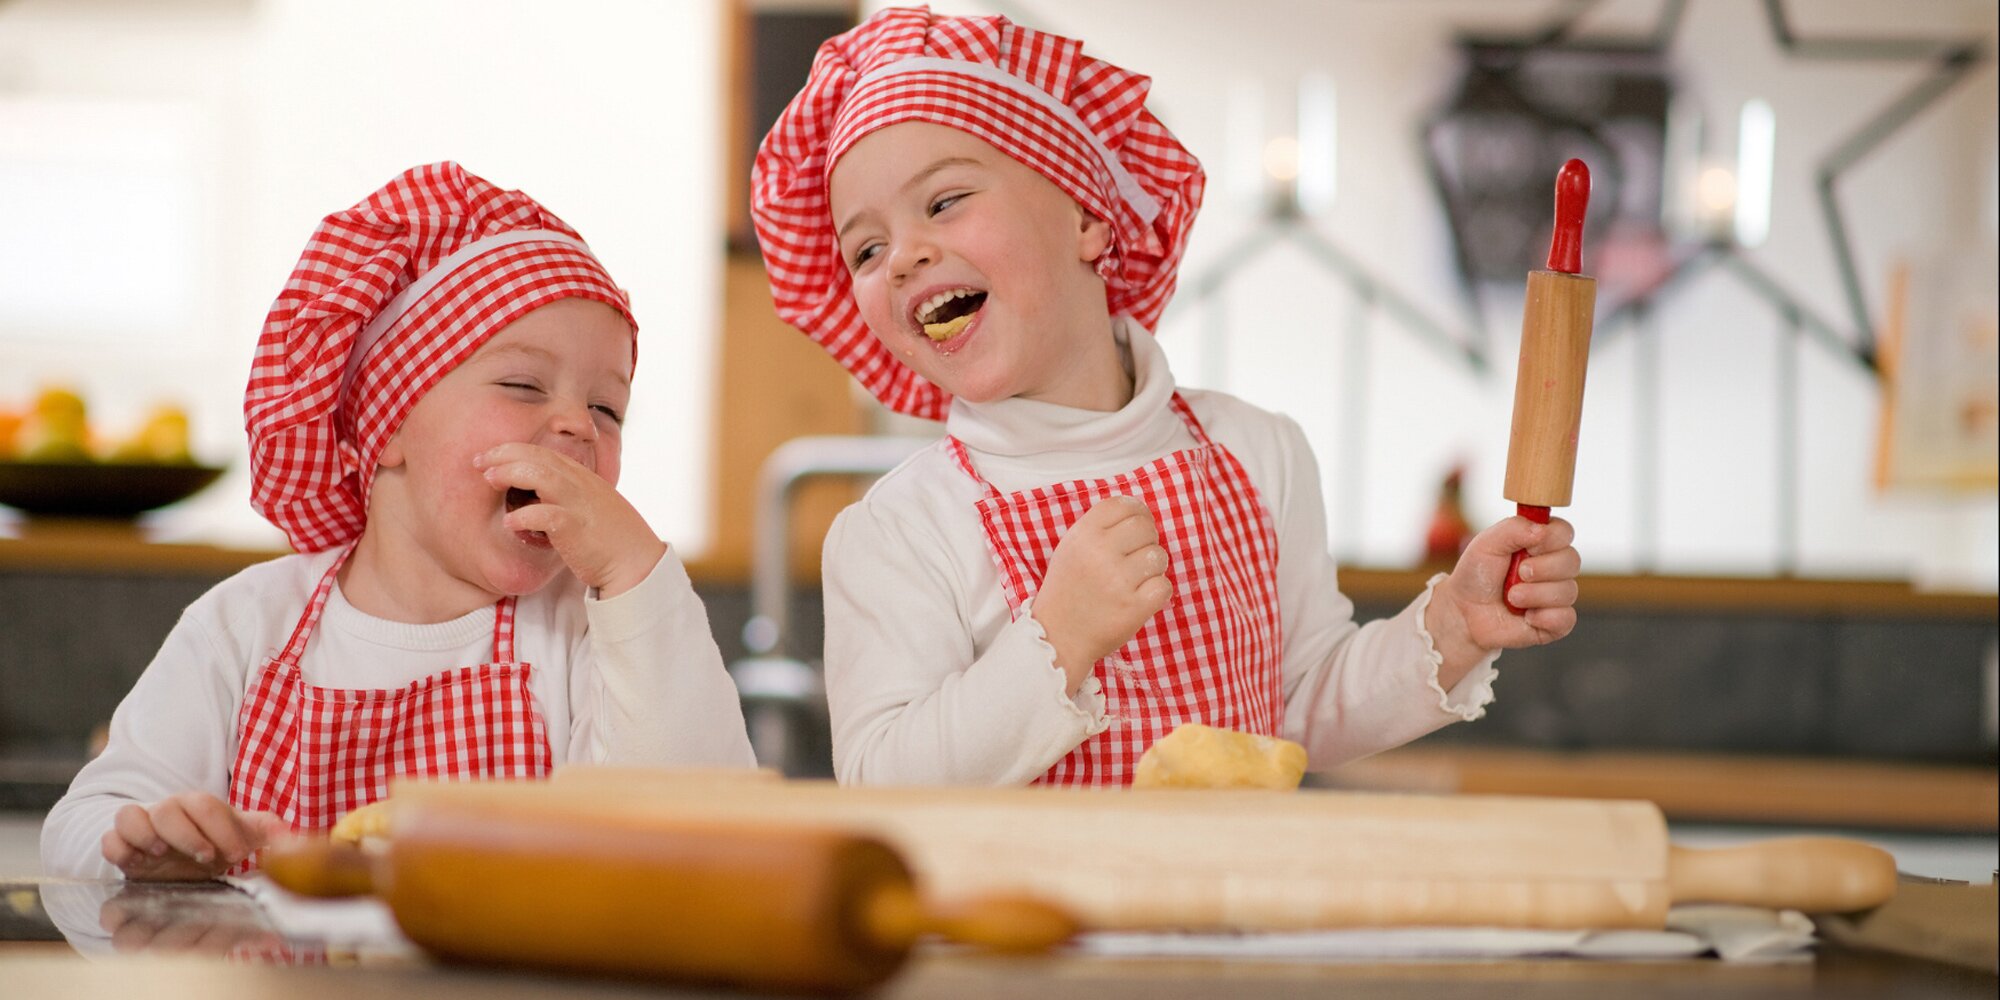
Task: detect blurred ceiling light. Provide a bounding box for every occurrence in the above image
[1695,164,1737,243]
[1263,134,1301,182]
[1735,97,1775,248]
[1295,73,1337,216]
[1228,75,1338,218]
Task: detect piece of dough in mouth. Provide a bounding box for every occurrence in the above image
[1131,723,1309,790]
[924,313,974,341]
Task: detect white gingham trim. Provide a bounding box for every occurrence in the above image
[339,229,590,400]
[854,56,1161,225]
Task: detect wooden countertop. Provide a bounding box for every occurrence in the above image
[1,944,1992,999]
[4,519,1994,620]
[0,519,287,577]
[1325,747,2000,832]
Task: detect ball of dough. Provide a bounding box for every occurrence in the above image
[1132,724,1308,790]
[329,798,394,846]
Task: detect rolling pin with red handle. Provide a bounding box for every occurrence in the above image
[262,797,1075,995]
[469,772,1900,933]
[1503,158,1597,614]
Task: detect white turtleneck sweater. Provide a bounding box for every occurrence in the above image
[822,321,1498,786]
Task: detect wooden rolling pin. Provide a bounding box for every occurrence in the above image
[1504,158,1597,613]
[390,771,1898,934]
[263,795,1075,994]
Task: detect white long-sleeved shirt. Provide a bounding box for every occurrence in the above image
[40,547,754,878]
[823,321,1498,786]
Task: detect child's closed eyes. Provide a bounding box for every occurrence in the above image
[492,379,626,427]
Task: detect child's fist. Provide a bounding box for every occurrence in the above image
[1032,496,1174,693]
[1425,514,1580,682]
[102,793,290,881]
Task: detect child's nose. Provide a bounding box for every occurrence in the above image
[542,402,599,466]
[889,239,937,281]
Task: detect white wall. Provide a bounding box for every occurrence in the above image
[4,0,1994,590]
[0,0,721,552]
[885,0,2000,589]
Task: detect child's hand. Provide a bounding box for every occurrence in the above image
[1425,515,1580,683]
[1033,496,1174,693]
[103,793,290,881]
[477,442,667,598]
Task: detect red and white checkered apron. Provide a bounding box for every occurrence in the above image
[227,548,552,860]
[950,394,1284,786]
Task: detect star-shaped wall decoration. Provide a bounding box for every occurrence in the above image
[1421,0,1990,372]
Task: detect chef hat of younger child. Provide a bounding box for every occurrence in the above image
[752,5,1205,420]
[244,161,637,553]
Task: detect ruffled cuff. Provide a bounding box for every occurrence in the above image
[1412,572,1499,722]
[1017,597,1111,736]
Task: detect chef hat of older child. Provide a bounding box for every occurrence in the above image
[244,162,636,553]
[752,5,1205,420]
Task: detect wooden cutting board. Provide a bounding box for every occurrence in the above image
[388,769,1895,933]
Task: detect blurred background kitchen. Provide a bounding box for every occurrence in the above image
[1,0,1994,877]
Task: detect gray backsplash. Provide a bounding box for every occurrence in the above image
[3,566,1993,805]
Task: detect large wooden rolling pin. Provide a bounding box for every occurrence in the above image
[1503,158,1597,613]
[386,772,1897,934]
[263,793,1074,994]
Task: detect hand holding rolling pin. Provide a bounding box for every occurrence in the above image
[1424,160,1593,682]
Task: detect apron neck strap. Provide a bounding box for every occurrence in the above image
[275,545,356,667]
[1166,392,1212,446]
[492,596,519,662]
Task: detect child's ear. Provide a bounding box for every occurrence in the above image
[1075,207,1113,264]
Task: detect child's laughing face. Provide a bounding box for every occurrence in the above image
[829,122,1120,409]
[371,297,633,601]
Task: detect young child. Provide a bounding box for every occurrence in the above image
[42,163,754,879]
[752,8,1581,786]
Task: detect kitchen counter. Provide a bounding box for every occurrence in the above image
[0,950,1987,1000]
[0,518,285,577]
[1,877,1992,1000]
[0,876,1992,1000]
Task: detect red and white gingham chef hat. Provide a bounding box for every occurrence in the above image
[752,5,1205,420]
[244,162,636,553]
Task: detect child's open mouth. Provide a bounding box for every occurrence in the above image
[917,289,986,342]
[504,488,552,547]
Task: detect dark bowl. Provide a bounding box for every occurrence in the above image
[0,461,227,519]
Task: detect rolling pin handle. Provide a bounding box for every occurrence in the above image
[1504,503,1551,615]
[1547,159,1590,275]
[1667,838,1898,913]
[862,884,1078,955]
[259,837,378,898]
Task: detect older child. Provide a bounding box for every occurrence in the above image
[753,8,1580,786]
[42,163,753,879]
